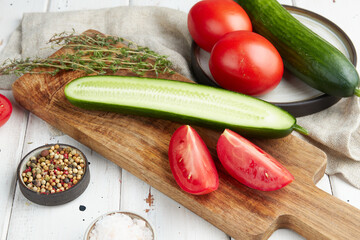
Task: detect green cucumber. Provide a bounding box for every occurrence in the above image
[64,75,306,138]
[234,0,360,97]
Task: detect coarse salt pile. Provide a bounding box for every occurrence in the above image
[88,212,153,240]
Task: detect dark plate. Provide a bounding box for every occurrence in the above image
[190,5,357,117]
[17,144,90,206]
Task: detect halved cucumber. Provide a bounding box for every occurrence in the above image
[64,76,306,138]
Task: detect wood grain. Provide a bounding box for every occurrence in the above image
[12,30,360,239]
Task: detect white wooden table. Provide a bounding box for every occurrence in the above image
[1,0,360,239]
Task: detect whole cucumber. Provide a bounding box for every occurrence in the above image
[234,0,360,97]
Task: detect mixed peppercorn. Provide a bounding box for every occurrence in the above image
[21,145,86,194]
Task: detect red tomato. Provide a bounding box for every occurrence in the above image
[217,129,294,191]
[209,31,284,96]
[0,94,12,127]
[168,125,219,195]
[188,0,252,52]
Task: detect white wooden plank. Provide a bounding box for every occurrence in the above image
[269,229,305,240]
[6,114,122,240]
[47,0,129,12]
[121,170,230,240]
[0,90,28,240]
[150,190,230,240]
[129,0,292,13]
[120,170,153,215]
[0,0,48,53]
[331,175,360,209]
[315,174,332,194]
[130,0,200,12]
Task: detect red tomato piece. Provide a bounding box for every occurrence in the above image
[188,0,252,52]
[168,125,219,195]
[209,31,284,96]
[0,94,12,127]
[217,129,294,191]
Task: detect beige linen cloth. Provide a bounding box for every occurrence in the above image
[1,6,360,188]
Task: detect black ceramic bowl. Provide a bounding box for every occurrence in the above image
[190,5,357,117]
[17,144,90,206]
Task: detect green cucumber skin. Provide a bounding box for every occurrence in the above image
[64,76,296,138]
[234,0,359,97]
[67,98,294,138]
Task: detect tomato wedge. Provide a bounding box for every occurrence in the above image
[217,129,294,191]
[168,125,219,195]
[0,94,12,127]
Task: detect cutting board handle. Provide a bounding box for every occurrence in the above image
[283,183,360,239]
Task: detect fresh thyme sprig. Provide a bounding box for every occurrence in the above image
[0,30,175,77]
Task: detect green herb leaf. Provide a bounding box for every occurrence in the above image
[0,30,175,77]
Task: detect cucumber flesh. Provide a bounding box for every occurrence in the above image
[65,76,303,138]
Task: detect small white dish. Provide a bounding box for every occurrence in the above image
[84,211,156,240]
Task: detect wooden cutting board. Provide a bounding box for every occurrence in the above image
[12,30,360,239]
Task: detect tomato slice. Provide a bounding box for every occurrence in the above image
[168,125,219,195]
[217,129,294,191]
[0,94,12,127]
